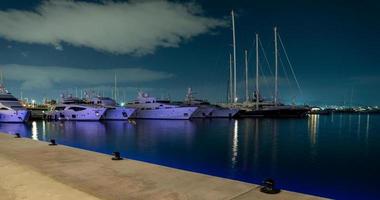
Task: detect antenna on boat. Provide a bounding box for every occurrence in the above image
[256,33,260,110]
[244,49,249,102]
[274,26,279,106]
[231,10,237,103]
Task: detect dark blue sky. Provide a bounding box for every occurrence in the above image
[0,0,379,105]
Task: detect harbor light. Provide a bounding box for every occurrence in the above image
[31,99,36,108]
[120,102,125,107]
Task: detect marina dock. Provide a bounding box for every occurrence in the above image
[0,133,327,200]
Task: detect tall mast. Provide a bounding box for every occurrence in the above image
[0,70,3,86]
[231,10,237,103]
[229,53,233,103]
[244,49,248,102]
[274,26,278,106]
[114,72,117,101]
[256,33,259,110]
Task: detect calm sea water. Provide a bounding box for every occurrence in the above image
[1,114,379,199]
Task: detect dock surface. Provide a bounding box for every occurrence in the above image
[0,133,328,200]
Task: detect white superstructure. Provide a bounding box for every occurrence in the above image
[184,88,239,118]
[46,96,106,121]
[0,86,29,122]
[86,96,135,120]
[183,88,214,118]
[127,92,198,120]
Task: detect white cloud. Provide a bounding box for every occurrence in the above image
[2,64,174,90]
[0,0,226,55]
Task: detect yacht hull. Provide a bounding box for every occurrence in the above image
[130,107,198,120]
[209,108,239,118]
[46,108,107,121]
[191,107,214,118]
[0,110,30,122]
[102,107,135,120]
[238,106,310,118]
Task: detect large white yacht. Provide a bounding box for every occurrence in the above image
[209,105,239,118]
[85,96,135,120]
[127,92,198,120]
[0,85,30,122]
[46,95,107,121]
[183,88,239,118]
[182,88,214,118]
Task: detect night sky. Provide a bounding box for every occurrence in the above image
[0,0,378,106]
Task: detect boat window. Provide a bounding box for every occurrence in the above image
[155,107,159,109]
[146,108,152,110]
[68,107,86,111]
[134,102,140,104]
[54,107,66,111]
[122,112,128,117]
[184,113,188,116]
[146,101,151,103]
[11,106,24,109]
[0,107,9,110]
[0,97,18,101]
[157,100,170,104]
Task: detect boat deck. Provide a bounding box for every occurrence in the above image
[0,133,328,200]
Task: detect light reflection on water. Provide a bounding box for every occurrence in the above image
[32,121,38,140]
[0,115,379,200]
[308,114,319,145]
[231,120,238,168]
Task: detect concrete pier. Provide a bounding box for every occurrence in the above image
[0,133,328,200]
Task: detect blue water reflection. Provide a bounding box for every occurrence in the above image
[1,114,379,200]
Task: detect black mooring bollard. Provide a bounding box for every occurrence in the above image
[260,178,281,194]
[112,151,123,160]
[14,133,21,138]
[49,139,57,146]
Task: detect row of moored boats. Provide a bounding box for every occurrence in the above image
[0,85,241,122]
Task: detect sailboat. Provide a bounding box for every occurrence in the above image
[238,27,310,118]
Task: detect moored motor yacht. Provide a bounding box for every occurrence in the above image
[85,96,135,120]
[0,85,30,122]
[46,95,106,121]
[182,88,214,118]
[127,92,198,120]
[209,105,239,118]
[183,88,239,118]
